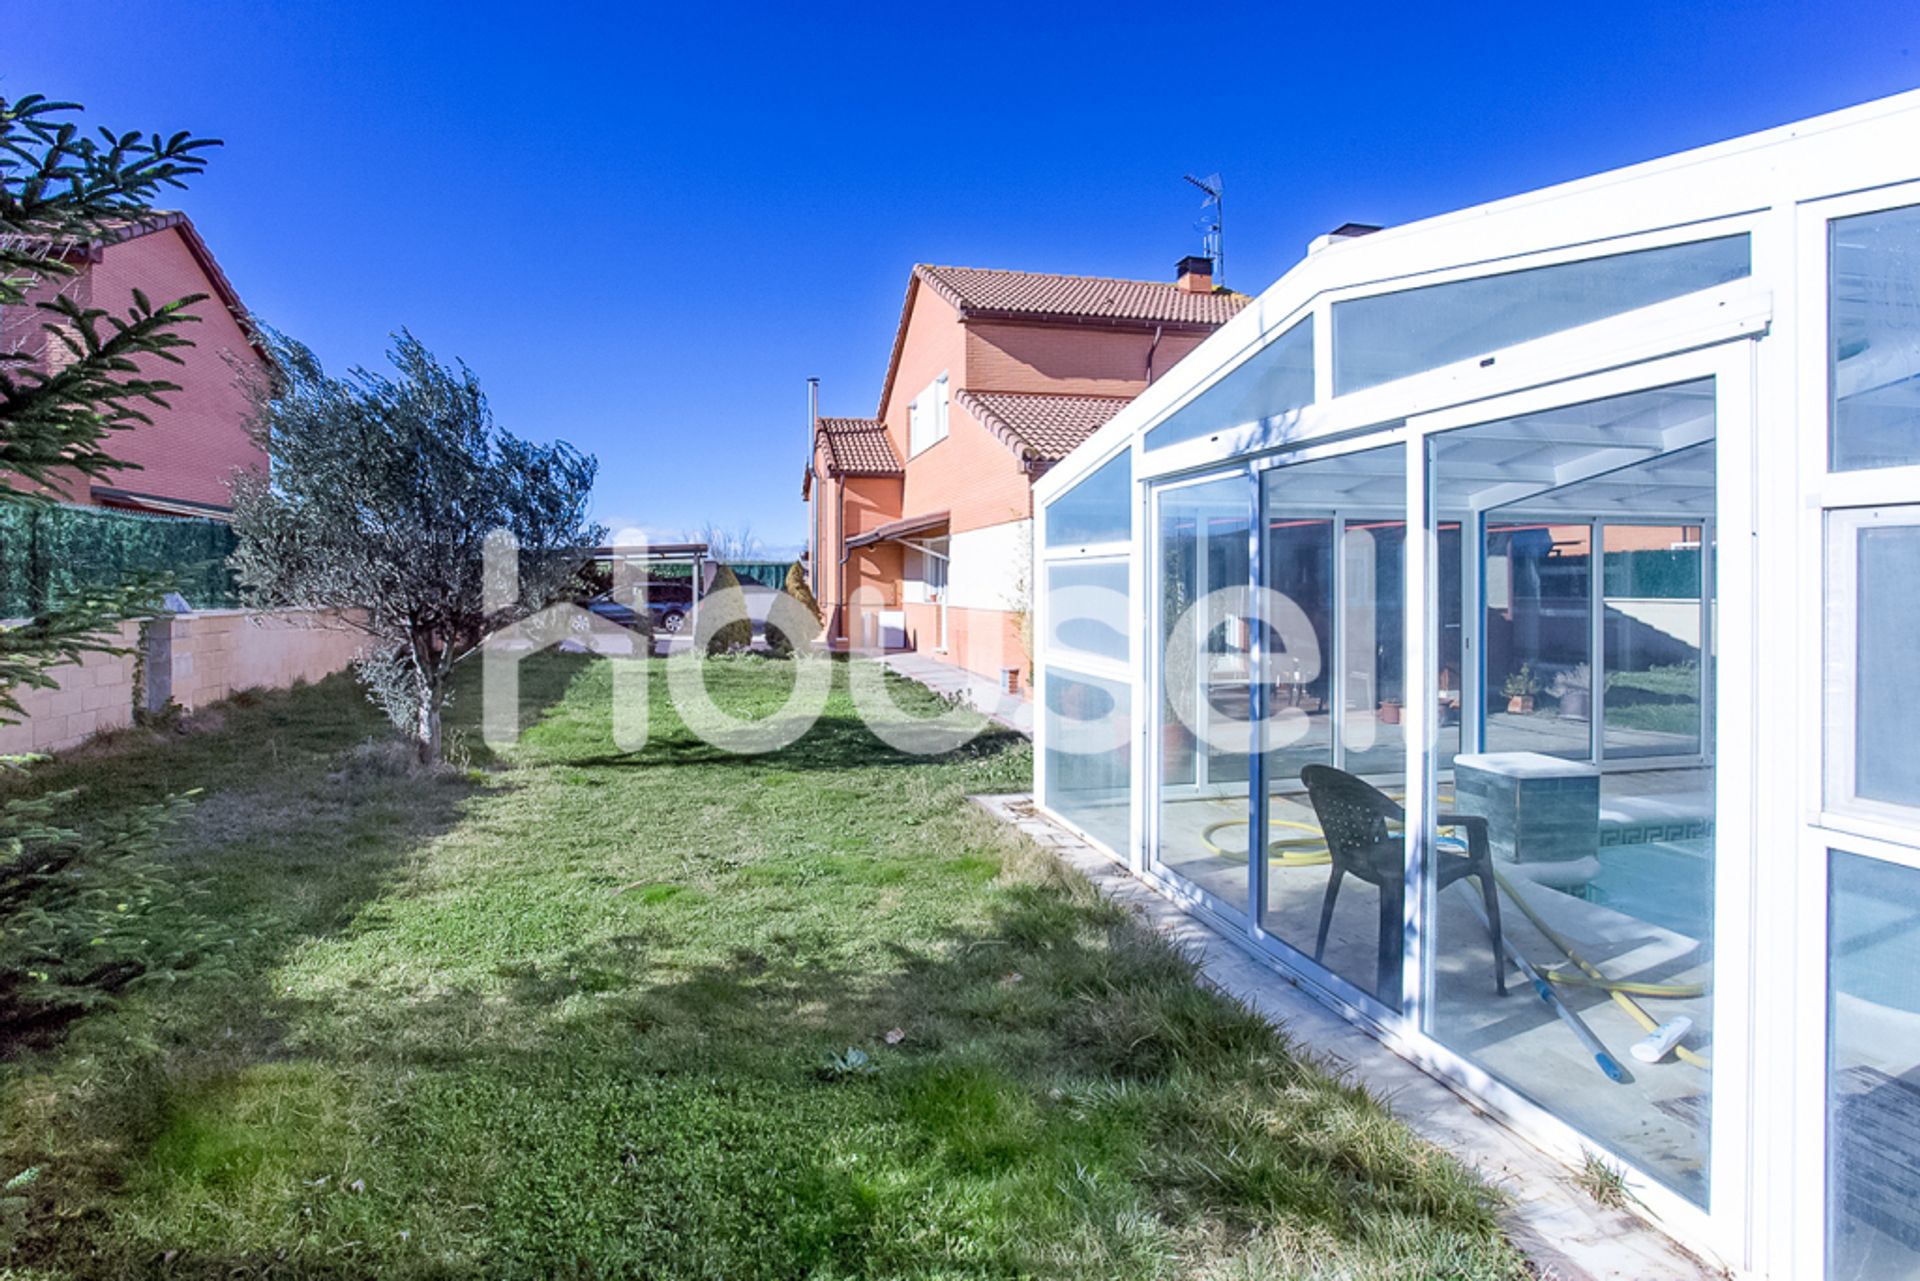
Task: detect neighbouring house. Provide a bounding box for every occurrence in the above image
[1031,88,1920,1278]
[0,211,269,517]
[803,257,1246,690]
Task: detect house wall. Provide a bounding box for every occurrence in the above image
[0,608,362,757]
[0,226,267,511]
[965,320,1210,397]
[805,271,1226,684]
[88,228,269,510]
[879,281,966,467]
[810,460,904,642]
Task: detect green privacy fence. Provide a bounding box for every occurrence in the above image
[644,560,795,590]
[0,502,239,617]
[1602,547,1704,599]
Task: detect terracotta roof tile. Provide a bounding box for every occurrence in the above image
[815,417,902,475]
[954,390,1133,469]
[915,264,1248,328]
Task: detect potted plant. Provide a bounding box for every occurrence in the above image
[1502,664,1541,714]
[1379,697,1403,725]
[1549,662,1591,719]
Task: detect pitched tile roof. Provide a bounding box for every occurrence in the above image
[815,417,903,476]
[914,264,1248,328]
[954,390,1134,471]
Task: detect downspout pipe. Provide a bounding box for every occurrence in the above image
[1146,324,1164,383]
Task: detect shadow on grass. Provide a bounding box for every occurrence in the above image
[0,657,591,1261]
[170,854,1513,1280]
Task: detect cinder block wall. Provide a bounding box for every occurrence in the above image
[167,609,364,710]
[0,609,363,757]
[0,619,144,755]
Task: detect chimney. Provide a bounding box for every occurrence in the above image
[1175,254,1213,294]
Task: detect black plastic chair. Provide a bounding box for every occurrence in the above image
[1298,764,1507,1002]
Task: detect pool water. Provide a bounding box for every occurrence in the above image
[1579,838,1714,940]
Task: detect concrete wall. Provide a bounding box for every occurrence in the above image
[0,609,362,757]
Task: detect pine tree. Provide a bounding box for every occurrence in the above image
[1,93,225,1040]
[1,93,218,718]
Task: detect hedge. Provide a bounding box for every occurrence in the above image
[0,502,239,618]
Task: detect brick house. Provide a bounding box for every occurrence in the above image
[1,212,269,516]
[804,257,1246,689]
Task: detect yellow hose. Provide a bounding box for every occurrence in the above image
[1490,866,1711,1070]
[1200,807,1710,1069]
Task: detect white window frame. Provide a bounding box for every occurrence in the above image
[1786,180,1920,1281]
[1822,504,1920,832]
[909,371,950,457]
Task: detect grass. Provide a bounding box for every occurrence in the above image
[0,653,1528,1280]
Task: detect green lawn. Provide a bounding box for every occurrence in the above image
[1,654,1526,1280]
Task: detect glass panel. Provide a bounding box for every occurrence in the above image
[1147,316,1314,450]
[1602,524,1704,760]
[1333,235,1749,395]
[1045,560,1129,665]
[1426,380,1717,1205]
[1829,849,1920,1281]
[1831,204,1920,472]
[1046,450,1131,549]
[1043,667,1132,856]
[1257,444,1408,1004]
[1856,521,1920,810]
[1436,520,1464,773]
[1154,476,1254,912]
[1484,521,1592,760]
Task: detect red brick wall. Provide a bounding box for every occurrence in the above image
[85,227,269,510]
[965,320,1209,397]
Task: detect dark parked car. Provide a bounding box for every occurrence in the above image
[583,595,644,631]
[645,582,693,633]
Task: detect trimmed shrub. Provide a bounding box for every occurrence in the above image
[704,564,754,655]
[768,561,822,658]
[783,560,822,627]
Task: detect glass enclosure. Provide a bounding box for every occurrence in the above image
[1258,444,1408,1005]
[1028,107,1920,1277]
[1148,317,1314,450]
[1041,451,1133,853]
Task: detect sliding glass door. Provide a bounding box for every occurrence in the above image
[1256,443,1409,1006]
[1424,376,1721,1208]
[1152,473,1255,913]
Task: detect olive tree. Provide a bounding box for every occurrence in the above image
[230,330,602,763]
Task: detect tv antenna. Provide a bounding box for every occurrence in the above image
[1184,172,1223,285]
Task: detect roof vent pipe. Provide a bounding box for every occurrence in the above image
[807,376,819,457]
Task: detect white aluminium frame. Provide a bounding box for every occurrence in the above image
[1784,178,1920,1281]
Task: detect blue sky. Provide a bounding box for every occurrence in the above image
[8,2,1918,551]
